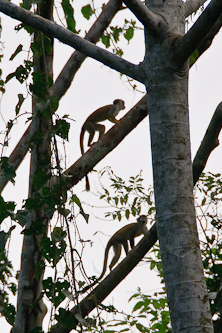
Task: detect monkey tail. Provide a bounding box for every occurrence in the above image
[80,126,85,155]
[97,243,110,281]
[85,175,90,191]
[80,126,90,191]
[77,243,111,295]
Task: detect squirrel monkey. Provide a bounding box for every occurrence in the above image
[79,215,148,294]
[80,99,125,191]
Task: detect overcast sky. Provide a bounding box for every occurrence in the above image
[0,1,222,331]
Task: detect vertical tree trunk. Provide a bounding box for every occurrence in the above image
[11,1,54,332]
[144,0,212,331]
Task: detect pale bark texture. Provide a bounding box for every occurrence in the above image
[141,1,213,331]
[1,0,222,332]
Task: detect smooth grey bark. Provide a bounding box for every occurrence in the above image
[184,0,208,17]
[0,0,121,193]
[123,0,167,32]
[144,0,212,331]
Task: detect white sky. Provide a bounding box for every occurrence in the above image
[0,0,222,331]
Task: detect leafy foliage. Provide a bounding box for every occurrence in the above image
[61,0,79,33]
[98,167,155,221]
[81,4,94,20]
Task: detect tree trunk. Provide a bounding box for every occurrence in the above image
[11,1,53,331]
[144,0,212,331]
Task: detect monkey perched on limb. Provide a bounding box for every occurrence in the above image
[80,99,125,191]
[78,215,148,294]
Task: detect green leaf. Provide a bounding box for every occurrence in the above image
[33,170,51,190]
[69,194,89,223]
[81,5,94,20]
[101,33,110,48]
[0,226,16,251]
[0,196,16,223]
[110,26,122,42]
[54,119,70,140]
[61,0,78,33]
[189,49,199,67]
[51,227,67,242]
[0,157,16,183]
[9,44,23,61]
[124,27,134,42]
[15,93,25,115]
[2,303,16,325]
[56,308,77,329]
[133,301,144,312]
[15,210,30,227]
[43,277,69,308]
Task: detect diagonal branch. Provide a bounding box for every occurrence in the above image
[175,0,222,64]
[60,96,148,189]
[50,105,222,332]
[193,102,222,184]
[0,0,122,193]
[55,99,222,192]
[50,224,158,333]
[0,0,143,82]
[123,0,166,33]
[189,14,222,67]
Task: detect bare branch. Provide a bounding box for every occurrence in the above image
[190,14,222,67]
[184,0,208,18]
[0,0,143,82]
[193,102,222,184]
[175,0,222,64]
[0,0,121,193]
[52,0,122,98]
[55,98,222,193]
[49,101,222,333]
[123,0,166,33]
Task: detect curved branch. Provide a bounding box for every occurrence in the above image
[0,0,143,82]
[175,0,222,64]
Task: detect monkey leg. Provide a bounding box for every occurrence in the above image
[130,238,135,249]
[94,123,105,139]
[87,123,96,147]
[109,244,121,270]
[123,241,129,255]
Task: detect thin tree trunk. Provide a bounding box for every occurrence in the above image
[11,1,54,331]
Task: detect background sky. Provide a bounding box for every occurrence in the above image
[0,0,222,331]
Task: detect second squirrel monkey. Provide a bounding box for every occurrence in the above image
[79,215,148,294]
[80,99,125,191]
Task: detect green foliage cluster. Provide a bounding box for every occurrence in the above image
[101,20,137,56]
[99,167,155,221]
